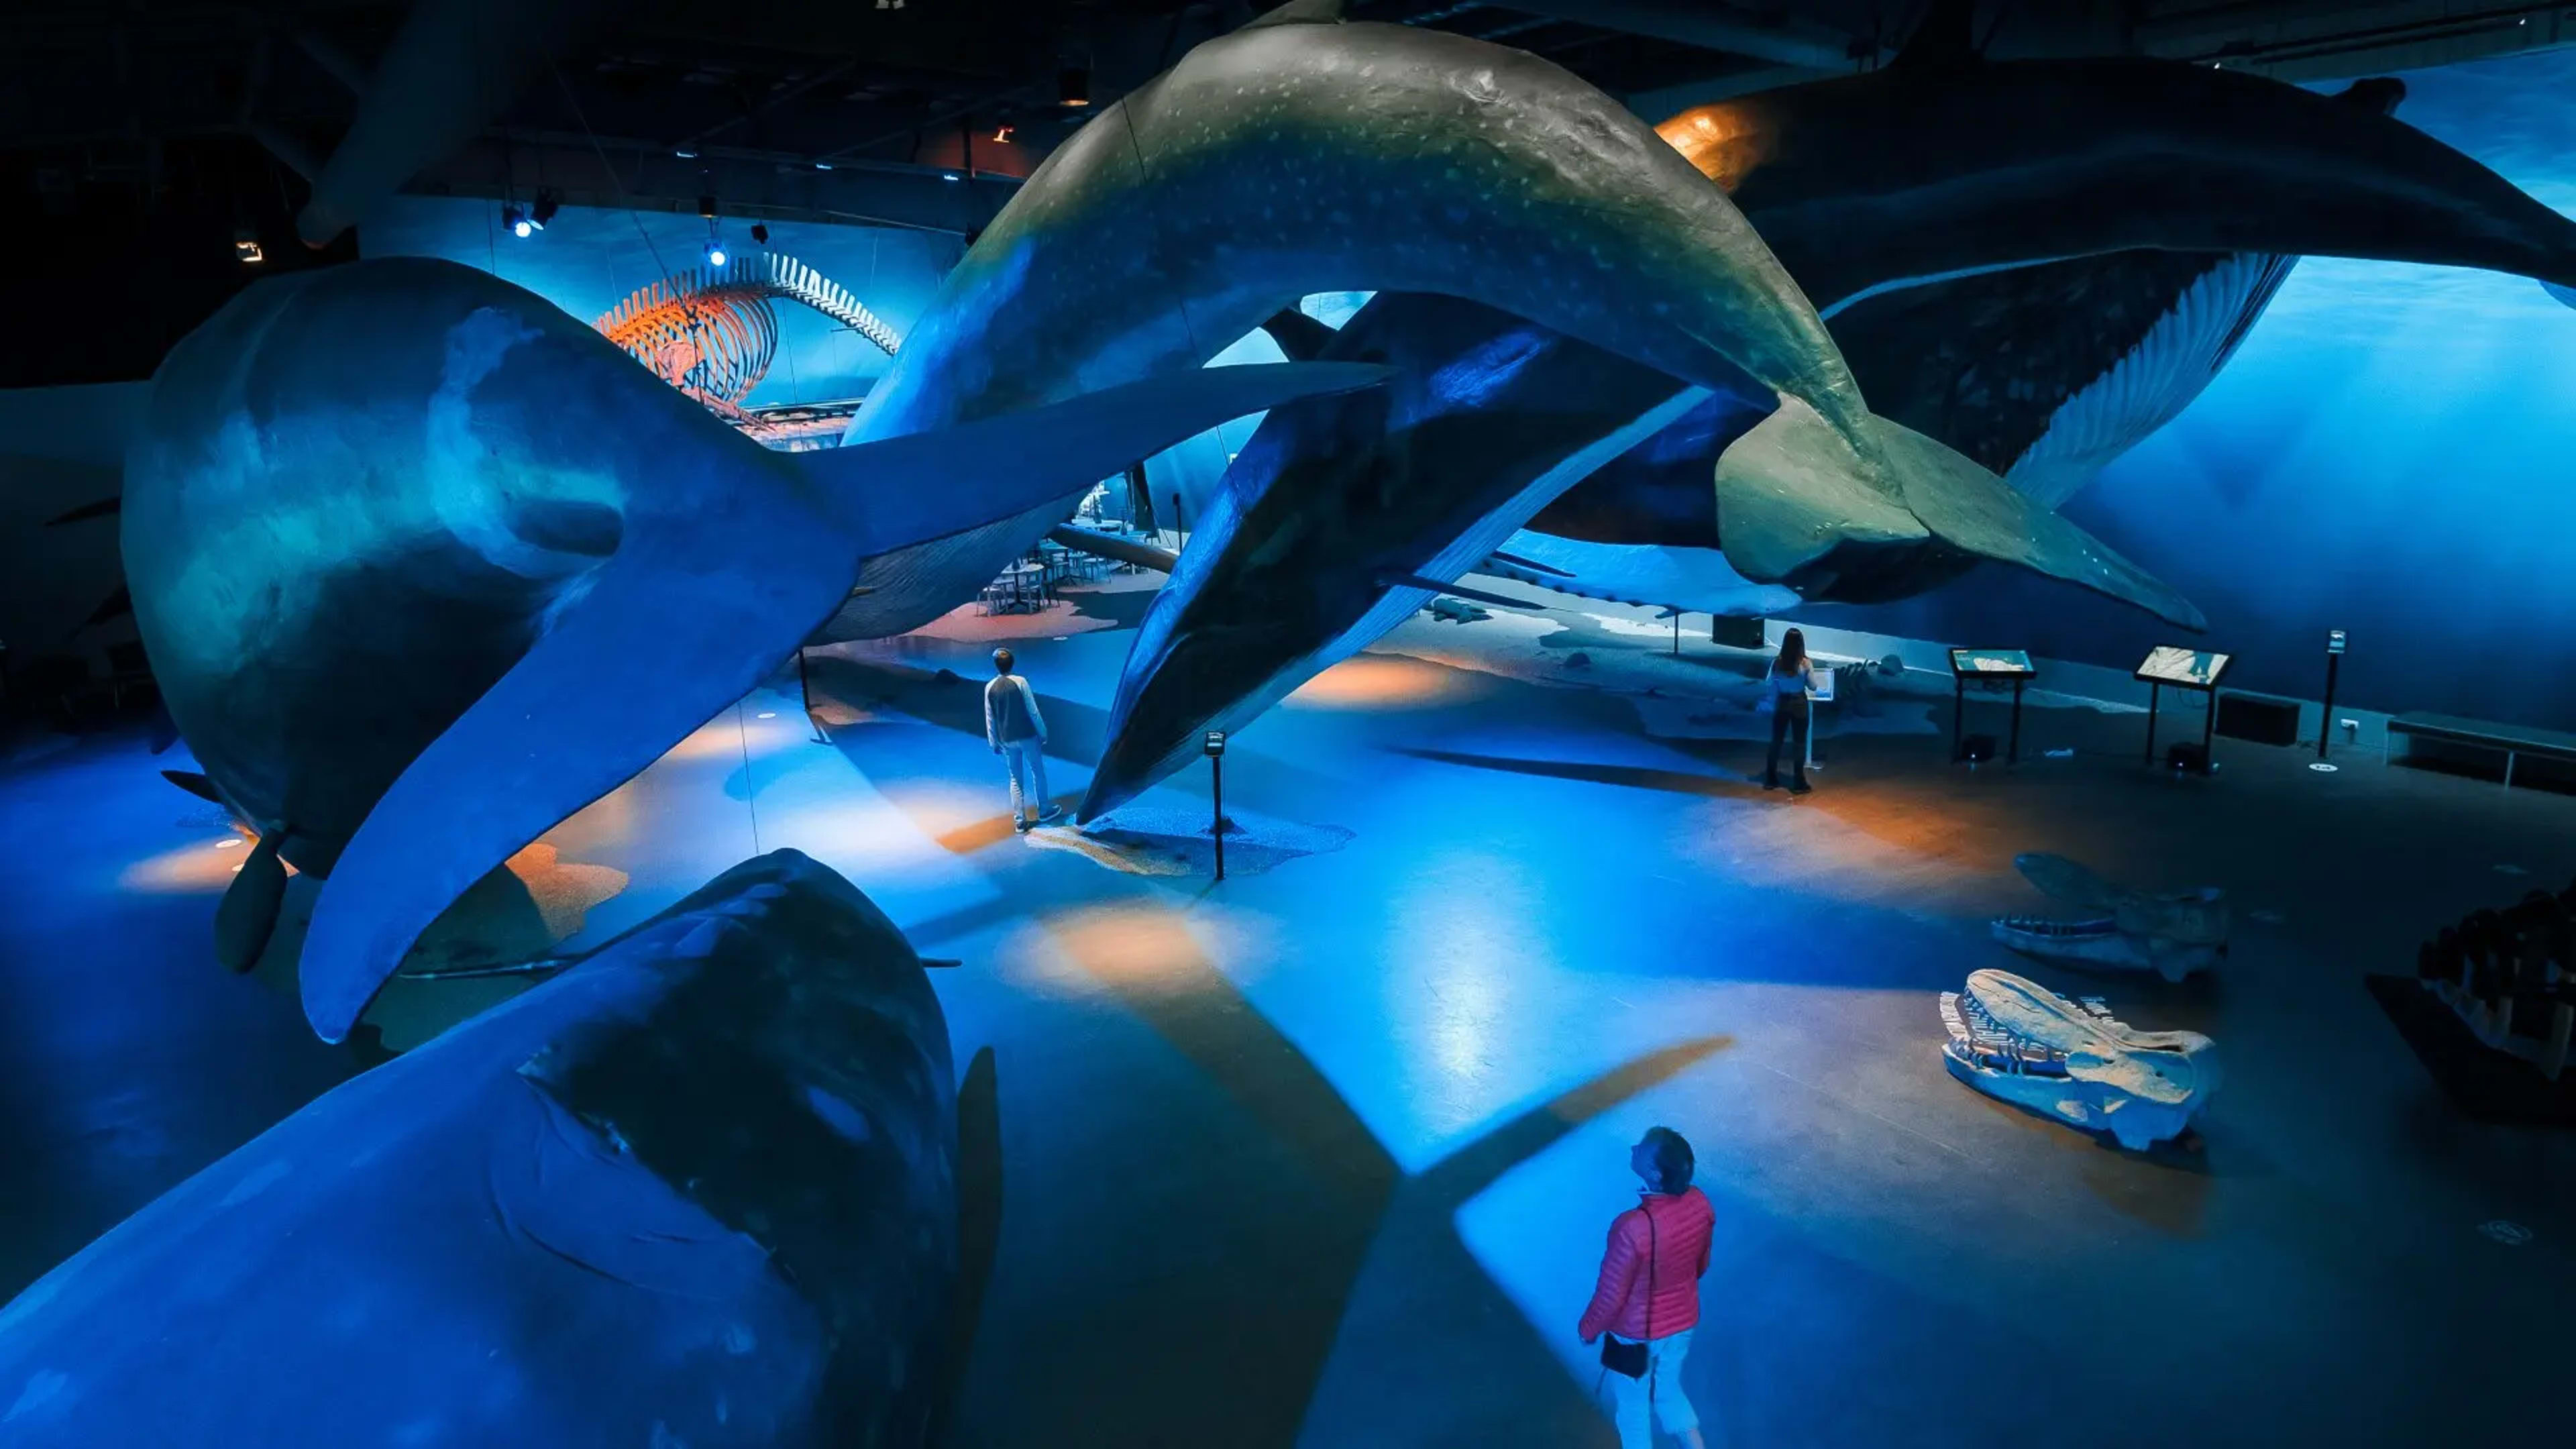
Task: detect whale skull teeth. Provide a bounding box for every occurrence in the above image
[1939,969,2219,1150]
[1991,853,2229,982]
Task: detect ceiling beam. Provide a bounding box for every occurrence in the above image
[1490,1,1878,70]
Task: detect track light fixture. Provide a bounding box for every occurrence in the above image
[530,189,559,230]
[504,203,531,239]
[704,234,727,269]
[1059,66,1090,107]
[749,222,769,245]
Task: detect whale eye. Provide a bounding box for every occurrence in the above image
[503,497,624,558]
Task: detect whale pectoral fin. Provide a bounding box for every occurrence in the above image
[217,834,289,974]
[160,768,223,804]
[799,362,1391,556]
[1874,413,2207,630]
[295,485,867,1043]
[1713,396,1929,585]
[297,364,1394,1042]
[1258,307,1342,362]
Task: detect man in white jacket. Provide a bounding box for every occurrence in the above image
[984,648,1061,832]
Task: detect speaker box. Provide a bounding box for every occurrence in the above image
[1711,615,1768,649]
[2216,691,2302,747]
[1957,733,1997,763]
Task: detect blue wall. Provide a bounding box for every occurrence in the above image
[1813,46,2576,728]
[360,197,961,409]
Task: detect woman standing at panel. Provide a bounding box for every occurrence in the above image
[1580,1128,1715,1449]
[1764,627,1823,795]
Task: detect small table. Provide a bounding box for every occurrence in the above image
[998,561,1047,612]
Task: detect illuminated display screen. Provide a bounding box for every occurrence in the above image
[2135,647,2233,688]
[1948,648,2035,678]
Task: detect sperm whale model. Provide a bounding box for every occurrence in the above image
[121,257,1388,1040]
[0,851,958,1447]
[812,0,2056,648]
[1081,31,2576,818]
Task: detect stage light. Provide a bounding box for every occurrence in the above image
[504,203,531,238]
[529,189,558,229]
[704,235,727,268]
[1059,66,1091,107]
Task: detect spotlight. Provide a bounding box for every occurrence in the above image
[504,203,531,238]
[944,171,961,182]
[749,222,769,244]
[1059,66,1091,107]
[529,189,558,230]
[232,229,264,264]
[704,235,727,268]
[675,147,698,159]
[813,161,834,171]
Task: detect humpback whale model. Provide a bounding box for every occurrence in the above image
[0,851,959,1446]
[1083,21,2576,818]
[121,257,1387,1040]
[814,0,2047,647]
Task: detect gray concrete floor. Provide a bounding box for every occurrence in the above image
[2,584,2569,1446]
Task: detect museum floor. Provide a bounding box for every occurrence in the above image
[3,578,2569,1447]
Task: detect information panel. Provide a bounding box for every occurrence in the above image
[2134,646,2233,690]
[1949,648,2035,679]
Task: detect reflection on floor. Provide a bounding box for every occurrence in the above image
[3,582,2571,1446]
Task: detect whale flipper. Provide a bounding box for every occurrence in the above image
[1715,397,2205,629]
[1258,308,1341,362]
[297,364,1389,1041]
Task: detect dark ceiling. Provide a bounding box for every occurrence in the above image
[2,1,2571,386]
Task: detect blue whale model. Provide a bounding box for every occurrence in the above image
[1081,38,2576,818]
[121,256,1385,1040]
[0,851,957,1446]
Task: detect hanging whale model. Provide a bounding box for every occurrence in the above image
[1080,17,2576,818]
[121,256,1389,1040]
[0,851,960,1446]
[814,0,2055,647]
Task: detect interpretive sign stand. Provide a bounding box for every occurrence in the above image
[2136,647,2234,775]
[1949,649,2036,765]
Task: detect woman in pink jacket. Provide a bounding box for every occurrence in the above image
[1578,1127,1715,1448]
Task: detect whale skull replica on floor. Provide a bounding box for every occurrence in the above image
[1081,9,2576,818]
[0,851,954,1446]
[1940,969,2220,1150]
[814,0,2061,650]
[1991,853,2231,983]
[121,256,1387,1041]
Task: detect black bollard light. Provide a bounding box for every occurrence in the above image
[2312,629,2346,773]
[1204,730,1227,881]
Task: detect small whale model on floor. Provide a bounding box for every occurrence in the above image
[1940,968,2220,1151]
[1991,853,2231,983]
[0,851,959,1446]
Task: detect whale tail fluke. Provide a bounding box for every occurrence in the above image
[1716,396,2206,631]
[293,362,1392,1042]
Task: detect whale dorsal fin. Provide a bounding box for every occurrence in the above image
[1244,0,1346,30]
[1889,0,1980,70]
